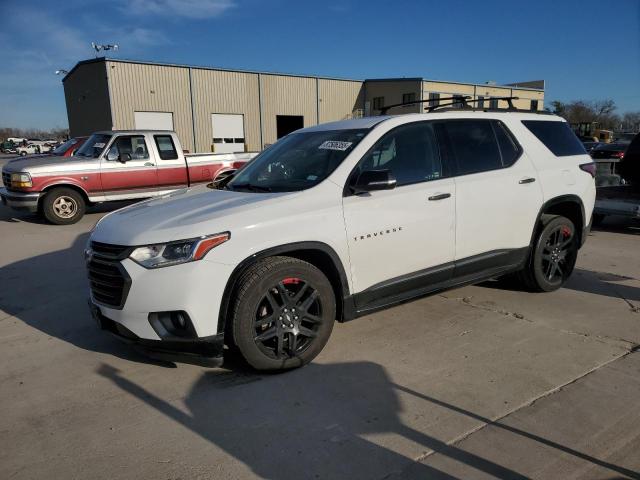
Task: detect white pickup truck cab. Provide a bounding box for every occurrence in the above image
[87,110,596,370]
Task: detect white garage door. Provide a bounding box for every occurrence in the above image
[211,114,245,153]
[134,111,174,131]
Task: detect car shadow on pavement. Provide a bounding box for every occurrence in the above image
[0,230,174,367]
[96,361,640,480]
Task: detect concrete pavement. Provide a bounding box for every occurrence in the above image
[0,202,639,479]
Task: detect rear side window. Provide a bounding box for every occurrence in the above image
[442,120,502,175]
[494,121,522,167]
[154,135,178,160]
[522,120,586,157]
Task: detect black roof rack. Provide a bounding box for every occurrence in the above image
[379,96,552,115]
[379,96,469,115]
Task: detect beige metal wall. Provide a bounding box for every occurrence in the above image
[106,61,195,151]
[366,80,422,115]
[318,79,364,123]
[259,75,318,146]
[191,69,261,152]
[63,62,112,137]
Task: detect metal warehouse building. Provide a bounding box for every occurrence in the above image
[63,57,545,153]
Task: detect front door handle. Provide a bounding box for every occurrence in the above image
[144,162,155,167]
[428,193,451,201]
[519,177,536,184]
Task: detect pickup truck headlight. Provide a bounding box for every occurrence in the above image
[11,172,32,188]
[129,232,230,269]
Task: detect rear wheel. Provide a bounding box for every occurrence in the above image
[41,187,86,225]
[515,215,578,292]
[230,256,335,371]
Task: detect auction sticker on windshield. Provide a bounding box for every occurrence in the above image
[94,143,106,148]
[319,140,353,151]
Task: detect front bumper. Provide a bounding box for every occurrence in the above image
[91,302,225,367]
[0,187,40,212]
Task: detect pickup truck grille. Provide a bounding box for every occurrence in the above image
[2,171,10,187]
[87,242,132,309]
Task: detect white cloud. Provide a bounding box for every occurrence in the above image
[124,0,235,19]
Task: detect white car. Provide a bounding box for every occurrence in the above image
[87,110,596,370]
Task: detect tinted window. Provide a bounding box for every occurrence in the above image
[494,121,521,167]
[355,122,443,186]
[443,120,502,175]
[154,135,178,160]
[522,120,587,156]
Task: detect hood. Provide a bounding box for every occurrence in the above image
[2,154,72,172]
[92,185,295,245]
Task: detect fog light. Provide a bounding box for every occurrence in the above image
[148,310,196,339]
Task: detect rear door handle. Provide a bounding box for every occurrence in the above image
[144,162,155,167]
[519,177,536,184]
[428,193,451,201]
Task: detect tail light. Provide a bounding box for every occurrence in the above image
[579,162,597,178]
[614,151,625,159]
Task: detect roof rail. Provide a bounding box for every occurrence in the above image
[379,96,470,115]
[379,95,552,116]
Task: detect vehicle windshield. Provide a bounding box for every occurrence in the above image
[52,138,78,155]
[75,134,112,158]
[228,129,368,192]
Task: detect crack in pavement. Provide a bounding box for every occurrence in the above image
[438,294,638,349]
[398,348,639,477]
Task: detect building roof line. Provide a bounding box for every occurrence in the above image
[63,57,363,83]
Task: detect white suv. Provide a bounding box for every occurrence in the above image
[87,110,596,370]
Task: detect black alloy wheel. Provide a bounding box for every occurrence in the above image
[231,256,335,371]
[253,277,323,360]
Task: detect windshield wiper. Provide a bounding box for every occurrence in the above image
[229,182,272,192]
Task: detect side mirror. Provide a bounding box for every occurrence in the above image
[212,171,236,189]
[118,153,131,163]
[352,169,397,193]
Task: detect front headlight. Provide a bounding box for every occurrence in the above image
[129,232,230,269]
[11,172,32,188]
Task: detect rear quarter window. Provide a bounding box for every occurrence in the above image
[522,120,587,157]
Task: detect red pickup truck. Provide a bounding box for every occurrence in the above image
[1,130,256,224]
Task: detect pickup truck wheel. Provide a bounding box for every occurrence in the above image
[231,256,335,371]
[516,215,578,292]
[20,151,26,156]
[41,187,86,225]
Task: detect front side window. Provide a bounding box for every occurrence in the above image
[353,122,443,187]
[154,135,178,160]
[228,129,368,192]
[75,133,112,158]
[442,120,502,175]
[106,136,150,161]
[522,120,586,157]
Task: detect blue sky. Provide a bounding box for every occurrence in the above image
[1,0,639,129]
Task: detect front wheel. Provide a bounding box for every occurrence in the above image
[515,215,578,292]
[230,256,336,371]
[41,187,86,225]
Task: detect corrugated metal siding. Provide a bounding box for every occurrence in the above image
[191,69,261,152]
[260,75,317,145]
[63,62,112,137]
[365,80,422,115]
[318,79,364,123]
[106,61,195,151]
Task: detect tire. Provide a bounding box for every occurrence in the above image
[20,151,26,156]
[230,256,336,371]
[515,215,578,292]
[41,187,86,225]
